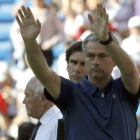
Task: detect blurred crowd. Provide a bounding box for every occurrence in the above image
[0,0,140,139]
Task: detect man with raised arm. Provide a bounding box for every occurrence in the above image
[16,3,140,140]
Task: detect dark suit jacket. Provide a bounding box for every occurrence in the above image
[57,119,65,140]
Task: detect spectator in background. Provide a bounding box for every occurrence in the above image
[12,0,30,16]
[0,62,18,139]
[134,0,140,16]
[77,0,102,40]
[104,0,134,38]
[10,0,64,70]
[0,88,10,139]
[86,0,101,18]
[23,77,62,140]
[0,113,10,139]
[121,15,140,76]
[61,0,92,40]
[78,0,122,44]
[0,62,17,120]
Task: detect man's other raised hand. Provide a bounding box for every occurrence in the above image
[16,6,41,42]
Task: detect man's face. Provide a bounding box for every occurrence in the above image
[130,27,140,36]
[74,0,86,14]
[84,40,116,81]
[31,0,45,7]
[67,51,87,82]
[23,84,42,118]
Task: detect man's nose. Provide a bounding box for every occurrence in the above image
[93,56,100,65]
[75,64,81,72]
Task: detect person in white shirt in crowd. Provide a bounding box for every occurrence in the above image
[104,0,134,38]
[10,0,64,70]
[134,0,140,16]
[112,15,140,79]
[121,15,140,76]
[23,77,62,140]
[0,62,18,119]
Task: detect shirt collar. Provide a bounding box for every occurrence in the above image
[103,76,114,93]
[81,76,97,95]
[81,76,114,95]
[39,105,61,125]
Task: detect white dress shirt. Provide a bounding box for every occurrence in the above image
[121,34,140,70]
[35,105,63,140]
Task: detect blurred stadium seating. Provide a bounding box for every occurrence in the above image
[0,0,15,64]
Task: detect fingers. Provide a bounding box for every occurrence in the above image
[97,3,108,20]
[103,7,106,19]
[106,14,109,25]
[97,3,100,17]
[36,19,41,30]
[97,3,103,17]
[21,5,30,19]
[88,14,94,24]
[18,9,26,22]
[16,15,22,26]
[17,6,35,23]
[27,7,35,20]
[103,7,107,23]
[99,3,103,17]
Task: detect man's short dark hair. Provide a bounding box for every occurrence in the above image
[66,40,82,63]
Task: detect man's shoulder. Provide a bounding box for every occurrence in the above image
[113,77,124,89]
[114,77,139,101]
[60,76,79,86]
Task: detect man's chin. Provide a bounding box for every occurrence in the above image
[71,77,82,82]
[27,112,31,117]
[91,73,104,79]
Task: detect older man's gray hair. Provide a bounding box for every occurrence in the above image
[82,32,99,55]
[82,32,119,56]
[28,77,44,97]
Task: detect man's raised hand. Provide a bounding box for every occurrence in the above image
[88,3,109,41]
[16,6,41,41]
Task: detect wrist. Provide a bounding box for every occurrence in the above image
[24,39,36,45]
[98,32,113,45]
[100,35,109,41]
[24,39,39,52]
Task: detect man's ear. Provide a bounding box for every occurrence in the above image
[111,60,116,68]
[41,94,47,105]
[113,62,116,68]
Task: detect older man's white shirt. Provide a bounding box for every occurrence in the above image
[35,105,63,140]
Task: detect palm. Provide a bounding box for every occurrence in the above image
[91,16,108,40]
[88,4,109,40]
[16,6,41,41]
[20,19,40,41]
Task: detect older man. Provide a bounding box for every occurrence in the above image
[16,3,139,140]
[23,77,62,140]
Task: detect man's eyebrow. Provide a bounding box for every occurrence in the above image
[24,91,29,95]
[98,53,109,56]
[87,52,94,55]
[87,52,108,55]
[69,59,78,62]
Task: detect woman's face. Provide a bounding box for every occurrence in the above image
[31,0,45,8]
